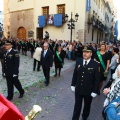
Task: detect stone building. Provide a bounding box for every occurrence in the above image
[4,0,117,43]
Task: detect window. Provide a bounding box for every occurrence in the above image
[57,4,65,14]
[42,6,49,15]
[57,4,65,22]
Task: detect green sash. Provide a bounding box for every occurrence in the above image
[96,51,106,70]
[56,51,64,66]
[31,43,34,47]
[17,42,20,45]
[97,51,108,77]
[50,44,53,48]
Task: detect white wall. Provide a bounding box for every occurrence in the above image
[34,0,86,41]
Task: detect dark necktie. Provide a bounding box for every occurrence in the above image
[84,61,87,67]
[6,51,9,56]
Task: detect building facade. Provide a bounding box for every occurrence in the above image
[4,0,10,38]
[4,0,116,43]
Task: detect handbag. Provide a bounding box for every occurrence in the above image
[97,51,108,77]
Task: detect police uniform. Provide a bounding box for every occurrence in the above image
[4,43,24,100]
[71,46,100,120]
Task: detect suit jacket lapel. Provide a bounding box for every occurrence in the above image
[86,59,92,67]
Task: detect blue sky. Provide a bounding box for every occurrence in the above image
[0,0,3,11]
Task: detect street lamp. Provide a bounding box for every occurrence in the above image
[65,12,79,42]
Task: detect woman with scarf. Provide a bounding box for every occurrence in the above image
[54,46,64,77]
[94,44,110,95]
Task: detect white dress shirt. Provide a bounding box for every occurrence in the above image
[83,58,91,66]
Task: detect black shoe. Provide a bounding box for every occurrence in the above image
[44,83,49,86]
[54,74,57,77]
[37,69,40,71]
[6,97,13,101]
[33,69,35,71]
[19,90,25,98]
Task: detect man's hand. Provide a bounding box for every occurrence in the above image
[117,71,120,77]
[104,69,108,73]
[13,74,17,77]
[91,92,97,97]
[103,88,110,95]
[71,86,75,92]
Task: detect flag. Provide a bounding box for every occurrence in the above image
[38,15,46,28]
[54,14,62,26]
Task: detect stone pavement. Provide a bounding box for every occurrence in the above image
[17,66,105,120]
[0,52,75,96]
[0,53,106,120]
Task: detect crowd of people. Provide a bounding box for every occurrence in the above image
[1,37,120,120]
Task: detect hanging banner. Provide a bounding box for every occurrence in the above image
[54,14,62,26]
[38,15,46,28]
[86,0,91,11]
[47,14,54,25]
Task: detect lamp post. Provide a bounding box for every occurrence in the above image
[65,12,79,42]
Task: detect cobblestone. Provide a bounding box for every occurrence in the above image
[0,53,106,120]
[0,52,75,96]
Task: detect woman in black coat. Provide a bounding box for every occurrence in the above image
[54,46,64,77]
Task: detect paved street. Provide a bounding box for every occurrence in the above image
[0,53,106,120]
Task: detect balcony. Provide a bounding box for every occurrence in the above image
[87,13,93,25]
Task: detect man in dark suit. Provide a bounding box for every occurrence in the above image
[3,42,24,100]
[41,42,53,86]
[71,46,100,120]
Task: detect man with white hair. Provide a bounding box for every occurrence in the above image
[40,42,53,86]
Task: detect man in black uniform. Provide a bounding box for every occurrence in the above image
[71,46,100,120]
[3,42,24,100]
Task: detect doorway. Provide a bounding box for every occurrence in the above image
[17,27,26,39]
[37,28,43,39]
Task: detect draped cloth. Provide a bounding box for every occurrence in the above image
[38,15,46,28]
[54,14,62,26]
[0,94,24,120]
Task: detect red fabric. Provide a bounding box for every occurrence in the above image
[0,94,25,120]
[0,102,9,119]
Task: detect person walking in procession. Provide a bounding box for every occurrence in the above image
[40,42,53,86]
[3,42,24,101]
[71,46,100,120]
[54,46,64,77]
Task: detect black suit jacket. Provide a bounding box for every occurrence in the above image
[41,50,53,68]
[4,49,19,76]
[71,58,100,95]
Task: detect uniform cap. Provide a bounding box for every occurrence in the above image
[83,46,93,52]
[4,41,12,45]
